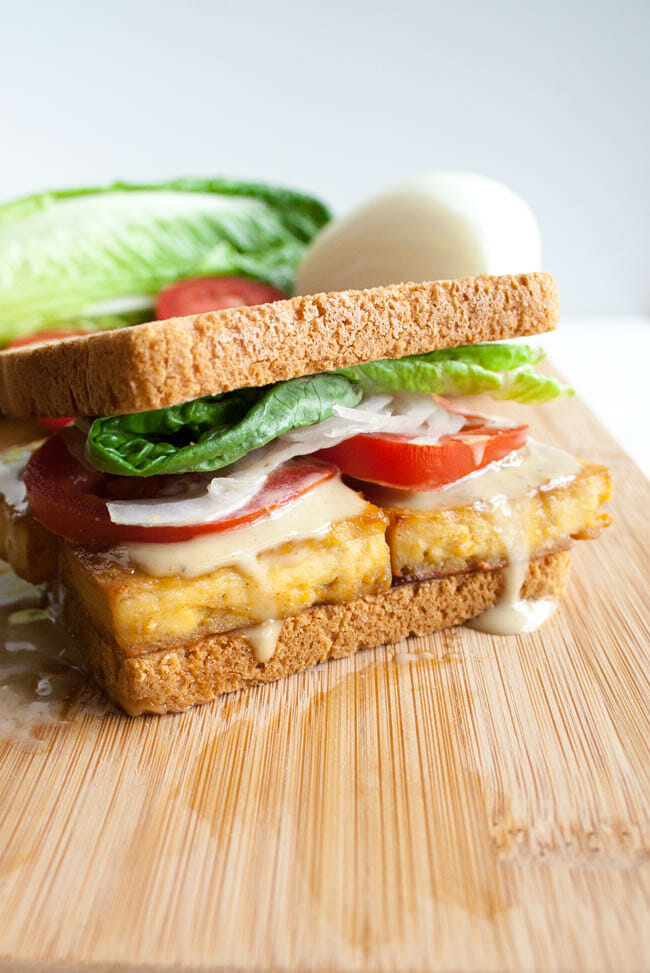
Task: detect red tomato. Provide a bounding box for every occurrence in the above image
[316,413,528,490]
[24,432,337,547]
[38,418,76,431]
[8,330,98,430]
[7,329,95,349]
[156,276,287,319]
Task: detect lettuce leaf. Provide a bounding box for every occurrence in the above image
[418,343,545,369]
[336,343,572,403]
[84,343,571,477]
[0,178,330,345]
[490,369,571,403]
[86,375,362,476]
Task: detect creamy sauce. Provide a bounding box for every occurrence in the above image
[120,478,369,666]
[369,441,580,511]
[459,468,562,636]
[0,434,574,702]
[394,650,439,665]
[244,618,285,664]
[0,443,38,512]
[467,437,487,467]
[464,496,538,635]
[466,560,558,635]
[121,477,368,578]
[0,570,102,746]
[374,440,578,636]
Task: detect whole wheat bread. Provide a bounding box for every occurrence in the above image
[0,273,559,418]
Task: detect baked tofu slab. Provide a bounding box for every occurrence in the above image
[65,552,572,715]
[59,503,391,656]
[0,461,610,649]
[373,462,611,580]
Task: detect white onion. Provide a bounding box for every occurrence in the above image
[106,394,464,527]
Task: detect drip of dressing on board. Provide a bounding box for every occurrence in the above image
[394,650,439,665]
[374,442,579,635]
[460,447,575,634]
[466,553,558,635]
[466,492,558,635]
[0,571,93,745]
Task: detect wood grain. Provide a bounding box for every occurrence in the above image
[0,383,649,972]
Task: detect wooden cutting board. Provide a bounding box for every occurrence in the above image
[0,385,648,972]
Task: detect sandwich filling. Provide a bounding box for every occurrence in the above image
[1,342,611,665]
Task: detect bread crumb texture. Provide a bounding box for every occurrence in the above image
[0,273,559,418]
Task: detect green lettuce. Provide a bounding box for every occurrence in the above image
[0,178,330,345]
[490,369,570,403]
[336,343,571,403]
[86,375,362,476]
[85,343,571,477]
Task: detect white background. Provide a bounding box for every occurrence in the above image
[2,0,649,314]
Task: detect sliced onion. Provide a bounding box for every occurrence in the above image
[106,394,464,527]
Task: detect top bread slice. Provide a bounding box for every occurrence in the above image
[0,272,559,418]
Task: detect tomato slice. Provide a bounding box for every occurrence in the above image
[7,329,96,349]
[8,330,98,430]
[316,413,528,490]
[156,276,287,319]
[38,418,75,431]
[24,433,337,547]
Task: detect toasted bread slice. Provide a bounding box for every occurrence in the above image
[62,551,572,714]
[0,273,559,418]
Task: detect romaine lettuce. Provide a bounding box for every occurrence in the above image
[84,344,571,477]
[0,178,330,345]
[336,344,571,403]
[86,375,362,476]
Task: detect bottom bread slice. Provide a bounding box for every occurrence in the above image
[63,551,571,715]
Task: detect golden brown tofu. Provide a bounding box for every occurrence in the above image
[60,494,391,656]
[363,461,611,580]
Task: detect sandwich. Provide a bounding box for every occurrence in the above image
[0,272,611,714]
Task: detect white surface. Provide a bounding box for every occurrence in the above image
[537,317,650,476]
[2,0,649,315]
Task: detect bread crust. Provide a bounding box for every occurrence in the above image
[0,273,559,418]
[64,551,571,715]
